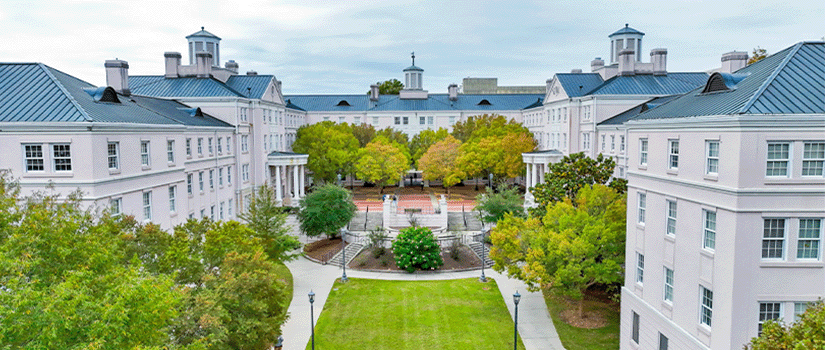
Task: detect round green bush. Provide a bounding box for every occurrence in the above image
[392,227,444,273]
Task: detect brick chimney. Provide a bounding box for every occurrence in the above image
[721,51,748,73]
[448,83,458,101]
[105,59,130,95]
[164,52,181,78]
[650,48,667,76]
[618,49,636,76]
[195,51,212,78]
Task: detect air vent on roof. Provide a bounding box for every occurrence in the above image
[477,99,491,106]
[83,87,120,103]
[336,100,351,106]
[701,72,749,94]
[178,107,204,117]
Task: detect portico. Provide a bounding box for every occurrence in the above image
[521,150,563,206]
[267,151,309,206]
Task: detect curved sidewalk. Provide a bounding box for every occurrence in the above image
[281,256,566,350]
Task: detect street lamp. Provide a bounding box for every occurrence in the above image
[479,229,487,283]
[513,291,521,350]
[340,228,348,283]
[308,290,316,350]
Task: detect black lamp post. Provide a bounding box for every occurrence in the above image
[513,291,521,350]
[308,290,316,350]
[479,228,487,283]
[340,228,348,283]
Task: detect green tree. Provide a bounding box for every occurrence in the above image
[239,185,301,262]
[351,122,376,148]
[529,152,621,218]
[490,185,626,318]
[746,300,825,349]
[451,113,523,143]
[392,227,444,273]
[475,184,525,224]
[297,184,357,238]
[376,127,409,151]
[456,131,536,187]
[417,135,464,195]
[748,47,768,65]
[354,136,410,193]
[367,79,404,95]
[409,127,450,167]
[292,121,359,183]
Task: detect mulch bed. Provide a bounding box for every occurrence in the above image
[304,238,348,262]
[555,287,618,329]
[347,245,482,271]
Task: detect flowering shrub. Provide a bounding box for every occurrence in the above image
[392,227,444,273]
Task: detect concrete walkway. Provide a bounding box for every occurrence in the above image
[281,255,566,350]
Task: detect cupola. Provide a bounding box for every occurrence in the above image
[187,27,221,66]
[609,24,644,64]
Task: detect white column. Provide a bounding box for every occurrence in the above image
[292,165,300,200]
[299,165,306,197]
[539,164,545,184]
[531,163,538,189]
[275,166,282,203]
[525,163,532,188]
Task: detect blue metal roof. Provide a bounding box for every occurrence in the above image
[404,65,423,71]
[186,27,221,40]
[282,93,544,112]
[0,63,230,127]
[632,42,825,120]
[556,73,604,97]
[225,75,274,98]
[609,24,644,37]
[130,74,273,99]
[285,99,305,111]
[586,72,708,96]
[598,95,681,126]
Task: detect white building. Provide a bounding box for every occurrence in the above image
[620,41,825,350]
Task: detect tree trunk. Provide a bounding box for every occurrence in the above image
[474,177,479,191]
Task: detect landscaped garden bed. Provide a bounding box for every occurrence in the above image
[303,237,347,263]
[348,245,481,271]
[307,278,525,350]
[543,287,620,350]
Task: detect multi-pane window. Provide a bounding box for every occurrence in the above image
[640,139,648,165]
[766,142,790,176]
[428,116,433,125]
[636,253,644,284]
[209,170,214,190]
[354,116,361,124]
[403,116,409,125]
[186,138,192,156]
[631,312,640,344]
[668,140,679,170]
[703,210,716,250]
[219,201,225,220]
[199,172,204,192]
[53,144,72,171]
[449,116,455,125]
[620,135,625,152]
[140,141,150,166]
[762,219,786,259]
[110,198,122,216]
[107,142,119,170]
[658,333,669,350]
[601,135,606,151]
[208,137,213,154]
[143,191,152,221]
[794,302,810,322]
[168,186,176,212]
[226,137,231,153]
[210,205,215,220]
[187,174,193,195]
[394,116,400,125]
[242,164,250,182]
[664,268,674,302]
[228,198,233,217]
[197,138,203,155]
[219,168,224,186]
[167,140,175,163]
[419,116,425,125]
[610,135,615,151]
[700,287,713,327]
[217,137,223,153]
[241,135,249,152]
[638,193,646,224]
[666,200,677,236]
[373,116,379,125]
[200,209,205,218]
[24,144,44,171]
[227,166,232,184]
[758,302,781,334]
[798,219,821,259]
[802,142,825,176]
[706,141,719,174]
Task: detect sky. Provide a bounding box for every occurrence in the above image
[1,0,823,95]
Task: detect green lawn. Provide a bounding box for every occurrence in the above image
[543,290,620,350]
[307,278,526,350]
[275,262,293,309]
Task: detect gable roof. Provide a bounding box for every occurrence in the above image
[0,63,230,127]
[556,73,604,97]
[586,72,709,95]
[632,42,825,120]
[130,74,273,99]
[282,93,544,112]
[598,95,681,126]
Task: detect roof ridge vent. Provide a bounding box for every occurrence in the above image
[83,86,120,103]
[477,99,491,105]
[336,100,351,106]
[701,72,750,94]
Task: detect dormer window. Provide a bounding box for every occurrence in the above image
[83,87,120,103]
[477,99,492,106]
[701,72,749,94]
[336,100,351,106]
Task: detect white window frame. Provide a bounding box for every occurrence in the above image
[373,116,379,125]
[226,137,231,153]
[220,201,225,220]
[228,198,233,217]
[802,142,825,177]
[227,166,232,184]
[242,164,250,182]
[620,135,625,153]
[794,302,810,322]
[636,253,644,284]
[217,137,223,154]
[241,135,249,153]
[199,171,204,192]
[209,169,214,190]
[797,219,822,260]
[668,139,679,170]
[700,286,713,327]
[167,140,175,163]
[23,144,45,172]
[631,311,640,344]
[664,267,674,302]
[197,138,203,156]
[107,142,119,170]
[666,200,677,236]
[187,174,193,195]
[168,186,176,213]
[703,210,716,251]
[208,137,213,155]
[706,141,719,175]
[140,141,150,167]
[637,193,646,225]
[143,191,152,221]
[610,135,615,151]
[640,138,648,166]
[219,168,224,187]
[758,302,781,334]
[766,142,790,177]
[186,138,192,157]
[110,197,122,216]
[762,218,786,260]
[52,144,72,172]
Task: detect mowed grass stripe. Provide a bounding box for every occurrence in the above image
[308,278,526,350]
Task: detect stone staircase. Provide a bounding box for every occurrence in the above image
[326,241,365,267]
[467,241,494,268]
[448,212,483,231]
[348,212,383,232]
